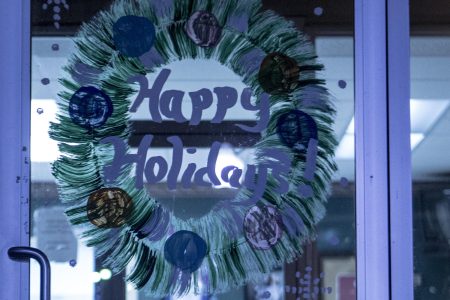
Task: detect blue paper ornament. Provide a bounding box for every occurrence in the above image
[69,86,113,129]
[164,230,208,272]
[113,15,156,58]
[276,110,318,151]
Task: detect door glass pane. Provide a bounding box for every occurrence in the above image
[410,2,450,299]
[31,1,355,299]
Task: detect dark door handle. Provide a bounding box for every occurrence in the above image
[8,247,51,300]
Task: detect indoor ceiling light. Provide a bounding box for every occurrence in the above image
[334,97,450,161]
[346,117,355,135]
[410,133,425,150]
[335,134,355,160]
[410,99,450,132]
[335,133,425,160]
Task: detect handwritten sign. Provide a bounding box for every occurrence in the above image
[101,68,296,200]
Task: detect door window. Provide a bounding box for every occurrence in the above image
[30,1,356,299]
[410,1,450,299]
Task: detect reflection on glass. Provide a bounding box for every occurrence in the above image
[410,37,450,300]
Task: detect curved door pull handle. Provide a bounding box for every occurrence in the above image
[8,247,51,300]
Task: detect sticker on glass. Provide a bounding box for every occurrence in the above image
[87,188,133,228]
[258,53,300,94]
[185,11,222,47]
[113,15,156,58]
[69,86,113,129]
[243,205,283,250]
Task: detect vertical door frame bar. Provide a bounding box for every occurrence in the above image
[355,0,413,299]
[355,0,391,299]
[387,0,414,299]
[0,0,31,299]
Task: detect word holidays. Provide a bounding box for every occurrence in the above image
[101,135,292,202]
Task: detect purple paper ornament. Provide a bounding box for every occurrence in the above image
[243,205,283,250]
[185,11,222,47]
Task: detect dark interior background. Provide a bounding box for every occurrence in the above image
[32,0,450,36]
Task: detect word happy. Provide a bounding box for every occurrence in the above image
[101,68,289,197]
[127,69,269,132]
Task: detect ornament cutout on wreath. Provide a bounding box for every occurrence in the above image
[50,0,337,297]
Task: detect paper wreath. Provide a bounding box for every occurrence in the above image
[50,0,337,297]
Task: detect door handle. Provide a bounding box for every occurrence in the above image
[8,247,51,300]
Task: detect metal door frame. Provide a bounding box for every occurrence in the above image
[355,0,413,299]
[0,0,31,299]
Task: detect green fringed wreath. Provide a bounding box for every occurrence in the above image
[50,0,337,297]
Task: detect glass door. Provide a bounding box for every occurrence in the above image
[13,0,435,299]
[29,1,356,299]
